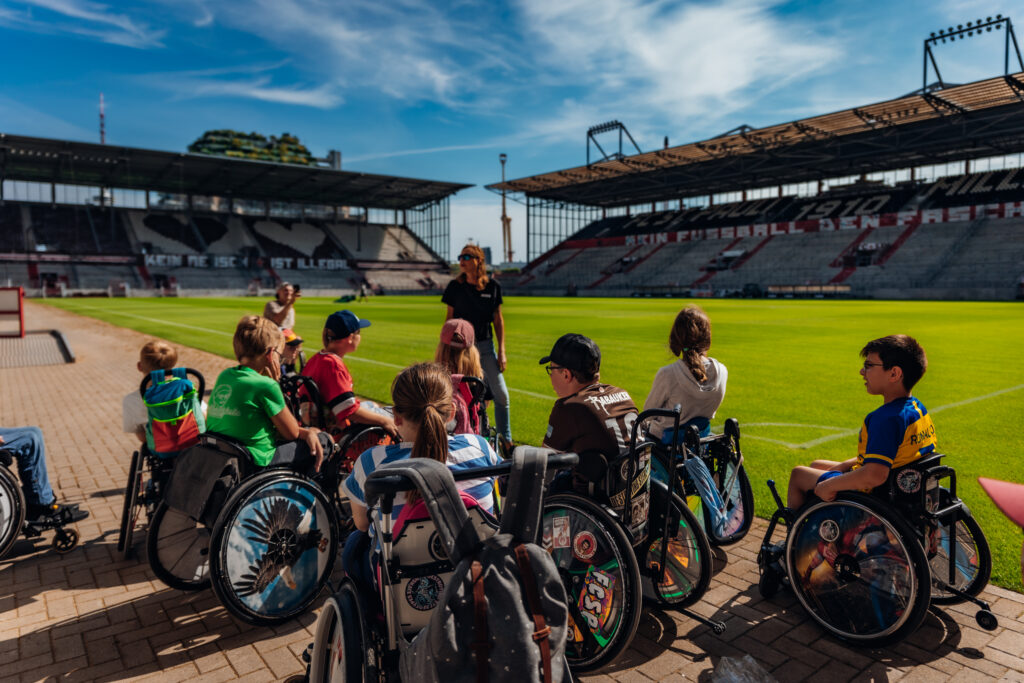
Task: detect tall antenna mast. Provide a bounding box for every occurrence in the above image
[499,153,513,263]
[99,93,106,144]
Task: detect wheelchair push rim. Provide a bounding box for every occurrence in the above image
[210,469,339,626]
[641,482,712,608]
[117,449,144,559]
[786,496,930,645]
[0,466,26,560]
[147,502,212,590]
[543,493,642,673]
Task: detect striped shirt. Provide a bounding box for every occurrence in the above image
[343,433,500,545]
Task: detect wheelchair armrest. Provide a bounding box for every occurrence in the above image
[0,449,11,468]
[576,450,608,484]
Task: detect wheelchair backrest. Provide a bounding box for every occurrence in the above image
[280,375,327,430]
[386,495,498,635]
[878,453,947,514]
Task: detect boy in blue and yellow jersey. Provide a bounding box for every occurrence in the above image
[787,334,936,509]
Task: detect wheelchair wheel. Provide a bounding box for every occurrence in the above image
[927,489,991,605]
[309,581,382,683]
[543,493,642,673]
[787,493,930,647]
[209,470,339,626]
[641,480,713,608]
[703,449,754,546]
[0,467,26,560]
[117,450,144,560]
[146,502,211,591]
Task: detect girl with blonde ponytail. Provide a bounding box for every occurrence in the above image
[340,362,501,590]
[643,305,728,441]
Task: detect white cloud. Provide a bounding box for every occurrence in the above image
[1,0,165,47]
[516,0,841,143]
[138,63,342,109]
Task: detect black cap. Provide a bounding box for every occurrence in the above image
[539,333,601,376]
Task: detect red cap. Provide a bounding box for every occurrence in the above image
[978,478,1024,528]
[441,318,474,349]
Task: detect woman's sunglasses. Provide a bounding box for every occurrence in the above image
[458,254,476,261]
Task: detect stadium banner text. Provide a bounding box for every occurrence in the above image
[141,254,350,270]
[563,202,1024,249]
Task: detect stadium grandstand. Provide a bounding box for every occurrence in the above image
[0,133,469,297]
[489,70,1024,301]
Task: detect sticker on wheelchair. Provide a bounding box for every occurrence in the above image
[573,531,597,561]
[576,566,616,634]
[552,514,571,549]
[405,575,444,611]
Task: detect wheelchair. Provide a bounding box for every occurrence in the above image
[653,418,754,546]
[118,367,205,561]
[305,448,578,683]
[756,453,997,647]
[0,449,83,557]
[542,408,718,673]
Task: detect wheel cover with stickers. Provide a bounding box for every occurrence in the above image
[641,483,712,608]
[210,470,339,626]
[786,496,930,645]
[0,467,26,560]
[927,488,991,604]
[542,493,642,672]
[147,502,212,590]
[117,450,143,559]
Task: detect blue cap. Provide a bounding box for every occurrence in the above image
[325,310,371,339]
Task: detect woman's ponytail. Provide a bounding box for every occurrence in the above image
[668,305,712,383]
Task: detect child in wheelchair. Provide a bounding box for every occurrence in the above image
[0,426,87,523]
[643,304,728,441]
[206,315,331,473]
[435,318,485,435]
[300,309,400,443]
[340,362,500,594]
[786,334,935,510]
[123,340,178,443]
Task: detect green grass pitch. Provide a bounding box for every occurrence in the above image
[43,295,1024,592]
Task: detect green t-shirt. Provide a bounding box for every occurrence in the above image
[206,365,286,467]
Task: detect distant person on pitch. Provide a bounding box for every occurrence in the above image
[264,282,299,331]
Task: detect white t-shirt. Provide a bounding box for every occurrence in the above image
[123,391,147,434]
[643,356,728,438]
[263,299,295,330]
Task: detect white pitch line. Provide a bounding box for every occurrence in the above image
[927,383,1024,414]
[71,305,554,400]
[744,422,850,432]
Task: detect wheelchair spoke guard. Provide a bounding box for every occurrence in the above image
[0,467,26,560]
[210,470,339,626]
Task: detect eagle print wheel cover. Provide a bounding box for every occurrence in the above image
[219,475,336,618]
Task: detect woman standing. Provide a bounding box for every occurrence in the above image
[442,244,511,441]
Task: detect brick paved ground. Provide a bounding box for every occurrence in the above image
[2,301,1023,682]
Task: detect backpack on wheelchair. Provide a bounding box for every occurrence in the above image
[305,448,578,683]
[118,367,205,560]
[541,407,721,673]
[756,453,997,647]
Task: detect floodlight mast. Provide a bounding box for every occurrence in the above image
[924,15,1023,91]
[587,120,642,165]
[499,153,513,263]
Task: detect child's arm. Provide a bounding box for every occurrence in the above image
[351,404,400,440]
[828,458,858,473]
[814,463,890,501]
[270,409,325,472]
[134,426,146,443]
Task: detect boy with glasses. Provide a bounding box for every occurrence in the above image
[786,334,936,509]
[301,310,399,441]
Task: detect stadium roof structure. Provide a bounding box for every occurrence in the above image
[488,72,1024,207]
[0,133,471,210]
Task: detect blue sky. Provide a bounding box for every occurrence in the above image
[1,0,1020,260]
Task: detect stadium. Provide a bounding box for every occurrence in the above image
[2,9,1024,683]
